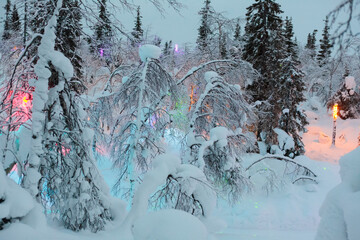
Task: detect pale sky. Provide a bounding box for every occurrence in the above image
[120,0,347,46]
[0,0,353,47]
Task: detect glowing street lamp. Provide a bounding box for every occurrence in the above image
[332,104,338,146]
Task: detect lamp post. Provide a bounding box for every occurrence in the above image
[332,104,338,146]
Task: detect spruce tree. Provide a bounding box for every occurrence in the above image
[131,6,144,45]
[305,30,317,59]
[219,33,228,59]
[55,0,83,83]
[243,0,284,146]
[2,0,12,40]
[196,0,212,53]
[278,17,308,157]
[317,17,333,66]
[94,0,113,57]
[233,21,241,42]
[23,0,28,45]
[11,4,21,34]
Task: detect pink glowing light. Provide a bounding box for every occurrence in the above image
[100,48,104,57]
[174,44,179,52]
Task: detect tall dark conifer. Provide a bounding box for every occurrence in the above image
[278,17,308,157]
[305,29,317,59]
[131,6,144,45]
[94,0,113,57]
[2,0,12,40]
[196,0,212,53]
[243,0,284,146]
[219,33,228,59]
[11,4,21,34]
[233,21,241,42]
[55,0,83,83]
[317,17,333,66]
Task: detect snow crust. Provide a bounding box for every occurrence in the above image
[133,209,208,240]
[139,44,161,62]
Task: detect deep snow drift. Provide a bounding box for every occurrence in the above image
[0,112,358,240]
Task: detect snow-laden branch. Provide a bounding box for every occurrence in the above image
[176,59,236,86]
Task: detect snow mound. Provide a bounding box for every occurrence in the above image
[204,71,219,83]
[133,209,208,240]
[345,76,356,90]
[139,44,161,62]
[315,147,360,240]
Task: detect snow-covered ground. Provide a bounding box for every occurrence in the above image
[1,110,358,240]
[303,110,360,163]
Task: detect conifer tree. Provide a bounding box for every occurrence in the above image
[131,6,144,45]
[2,0,12,40]
[94,0,113,57]
[243,0,284,146]
[305,29,317,59]
[219,33,228,59]
[23,0,28,45]
[197,0,212,53]
[55,0,83,83]
[28,0,53,34]
[317,17,333,66]
[233,21,241,43]
[11,4,21,34]
[278,17,308,157]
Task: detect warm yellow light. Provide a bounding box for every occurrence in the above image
[333,104,338,120]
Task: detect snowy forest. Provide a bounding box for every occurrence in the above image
[0,0,359,239]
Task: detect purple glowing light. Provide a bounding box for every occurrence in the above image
[99,48,104,57]
[174,44,179,52]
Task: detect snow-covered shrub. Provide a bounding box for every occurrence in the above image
[186,71,256,202]
[315,147,360,240]
[0,162,36,230]
[271,128,296,158]
[246,154,318,195]
[121,153,215,240]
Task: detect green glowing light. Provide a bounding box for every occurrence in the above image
[323,167,327,170]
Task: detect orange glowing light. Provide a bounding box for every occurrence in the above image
[22,96,28,107]
[333,104,338,120]
[189,85,196,112]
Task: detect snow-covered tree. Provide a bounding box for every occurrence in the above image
[197,0,213,54]
[187,71,256,202]
[327,76,360,119]
[92,0,113,59]
[243,0,285,146]
[278,17,308,157]
[110,45,177,193]
[131,6,144,45]
[317,17,333,67]
[305,29,317,59]
[21,0,112,232]
[55,0,83,82]
[11,4,21,35]
[2,0,12,40]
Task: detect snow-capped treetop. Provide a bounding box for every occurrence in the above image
[204,71,219,83]
[345,76,356,91]
[209,126,230,142]
[139,44,161,62]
